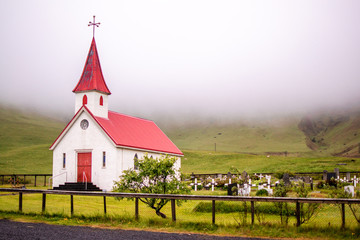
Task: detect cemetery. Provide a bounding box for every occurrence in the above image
[1,11,360,240]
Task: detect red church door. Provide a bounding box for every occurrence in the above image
[77,152,91,182]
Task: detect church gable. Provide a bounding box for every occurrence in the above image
[50,106,115,151]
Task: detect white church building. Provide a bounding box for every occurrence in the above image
[49,35,183,191]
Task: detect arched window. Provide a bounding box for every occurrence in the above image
[82,95,87,105]
[99,96,103,106]
[63,153,66,169]
[102,151,106,168]
[134,154,138,170]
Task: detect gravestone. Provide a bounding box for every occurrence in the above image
[303,176,311,184]
[346,172,351,181]
[323,170,328,181]
[227,183,238,196]
[334,168,340,179]
[266,175,271,189]
[344,185,355,197]
[239,183,251,196]
[265,188,273,195]
[194,178,200,191]
[326,173,336,183]
[242,171,248,180]
[211,178,216,191]
[283,173,290,186]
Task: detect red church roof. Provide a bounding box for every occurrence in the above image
[73,38,111,95]
[50,107,183,156]
[94,111,183,156]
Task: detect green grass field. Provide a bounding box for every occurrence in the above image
[0,188,359,239]
[181,150,360,174]
[1,105,360,175]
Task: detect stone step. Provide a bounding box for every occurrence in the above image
[53,182,102,191]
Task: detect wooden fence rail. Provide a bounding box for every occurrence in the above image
[1,188,359,227]
[0,174,52,187]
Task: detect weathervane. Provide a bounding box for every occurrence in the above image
[88,15,100,37]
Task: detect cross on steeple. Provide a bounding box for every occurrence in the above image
[88,15,100,37]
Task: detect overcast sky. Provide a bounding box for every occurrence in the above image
[0,0,359,121]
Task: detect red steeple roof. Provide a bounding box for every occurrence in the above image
[73,38,111,95]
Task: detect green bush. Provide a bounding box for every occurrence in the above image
[193,201,295,215]
[316,181,325,189]
[255,189,269,196]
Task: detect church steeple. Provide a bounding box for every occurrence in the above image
[73,37,111,95]
[73,16,110,119]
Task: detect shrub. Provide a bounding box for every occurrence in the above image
[256,189,269,196]
[316,181,325,189]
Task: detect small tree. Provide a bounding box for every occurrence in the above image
[273,180,291,225]
[113,154,190,218]
[295,182,321,225]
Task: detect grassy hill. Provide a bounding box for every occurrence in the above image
[0,105,360,174]
[298,111,360,157]
[164,118,310,154]
[0,105,65,174]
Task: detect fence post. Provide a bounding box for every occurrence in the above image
[42,193,46,213]
[103,196,107,214]
[251,201,255,225]
[212,200,216,224]
[13,175,16,186]
[171,199,176,222]
[34,175,37,187]
[23,175,26,187]
[341,203,345,229]
[44,175,46,187]
[19,192,23,212]
[70,195,74,216]
[296,201,300,227]
[135,198,139,220]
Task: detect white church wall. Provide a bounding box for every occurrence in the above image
[52,111,116,190]
[52,109,182,191]
[75,92,108,118]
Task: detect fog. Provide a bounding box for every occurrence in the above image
[1,0,360,123]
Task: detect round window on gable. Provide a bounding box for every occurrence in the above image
[80,119,89,130]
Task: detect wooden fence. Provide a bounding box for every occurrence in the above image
[0,174,51,187]
[0,188,359,228]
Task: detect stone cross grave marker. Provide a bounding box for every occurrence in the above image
[266,175,271,189]
[211,178,216,191]
[194,178,200,191]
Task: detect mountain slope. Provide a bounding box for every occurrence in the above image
[164,119,309,154]
[0,105,65,173]
[298,111,360,157]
